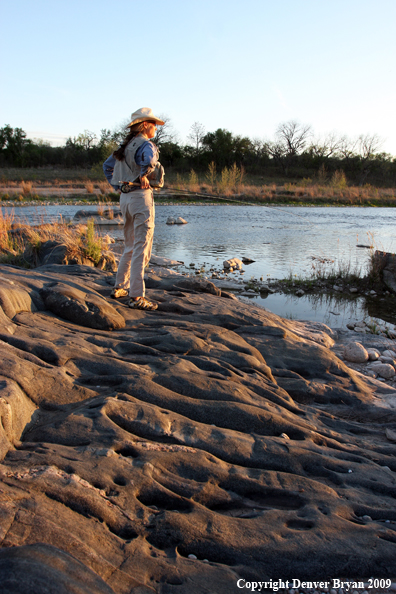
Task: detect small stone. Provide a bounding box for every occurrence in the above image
[166,217,176,225]
[343,342,369,363]
[349,287,358,293]
[379,356,395,365]
[367,349,380,361]
[348,469,353,473]
[295,289,305,297]
[175,217,188,224]
[280,433,290,439]
[346,322,356,330]
[223,258,243,270]
[372,363,395,379]
[383,349,396,358]
[188,554,197,560]
[362,515,372,522]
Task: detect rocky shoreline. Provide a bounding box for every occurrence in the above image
[1,257,396,592]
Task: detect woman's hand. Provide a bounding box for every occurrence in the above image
[140,175,150,189]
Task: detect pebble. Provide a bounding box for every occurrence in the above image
[367,350,380,361]
[383,349,396,358]
[362,515,372,521]
[188,554,197,560]
[280,433,290,439]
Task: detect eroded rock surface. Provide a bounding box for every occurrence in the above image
[0,263,396,592]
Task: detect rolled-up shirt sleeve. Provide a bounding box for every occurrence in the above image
[135,141,158,177]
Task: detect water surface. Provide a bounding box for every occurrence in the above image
[3,204,396,327]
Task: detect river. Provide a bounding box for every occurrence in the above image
[3,203,396,328]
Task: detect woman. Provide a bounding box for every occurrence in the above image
[104,107,164,310]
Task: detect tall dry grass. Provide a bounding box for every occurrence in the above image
[21,181,33,196]
[0,211,105,266]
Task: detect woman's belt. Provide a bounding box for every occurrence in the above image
[120,182,140,193]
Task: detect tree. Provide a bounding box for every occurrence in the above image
[356,133,383,185]
[307,133,343,159]
[202,128,252,168]
[187,122,206,155]
[266,120,312,175]
[75,130,97,150]
[276,120,312,156]
[153,115,178,147]
[0,125,29,165]
[338,133,383,185]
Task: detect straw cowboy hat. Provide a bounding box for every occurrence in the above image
[127,108,164,127]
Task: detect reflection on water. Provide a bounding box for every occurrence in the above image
[3,203,396,327]
[246,291,368,327]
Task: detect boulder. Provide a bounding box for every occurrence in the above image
[223,258,243,270]
[343,342,369,363]
[373,251,396,293]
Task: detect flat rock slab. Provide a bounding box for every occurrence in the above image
[0,543,116,594]
[0,263,396,592]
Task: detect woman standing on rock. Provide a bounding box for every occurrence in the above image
[103,108,164,310]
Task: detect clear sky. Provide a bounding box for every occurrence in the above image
[1,0,395,155]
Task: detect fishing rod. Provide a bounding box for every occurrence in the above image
[120,181,315,223]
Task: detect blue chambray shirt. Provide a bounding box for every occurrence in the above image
[103,140,157,190]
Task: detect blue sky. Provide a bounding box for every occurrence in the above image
[1,0,395,154]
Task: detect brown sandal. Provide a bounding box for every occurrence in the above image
[110,287,128,299]
[128,297,158,311]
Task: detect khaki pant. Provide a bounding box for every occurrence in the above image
[115,189,155,298]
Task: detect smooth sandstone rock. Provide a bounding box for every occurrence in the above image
[39,282,125,330]
[343,342,369,363]
[0,262,396,589]
[0,543,116,594]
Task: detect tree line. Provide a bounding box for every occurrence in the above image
[1,120,395,186]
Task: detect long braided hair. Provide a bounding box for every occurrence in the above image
[113,121,153,161]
